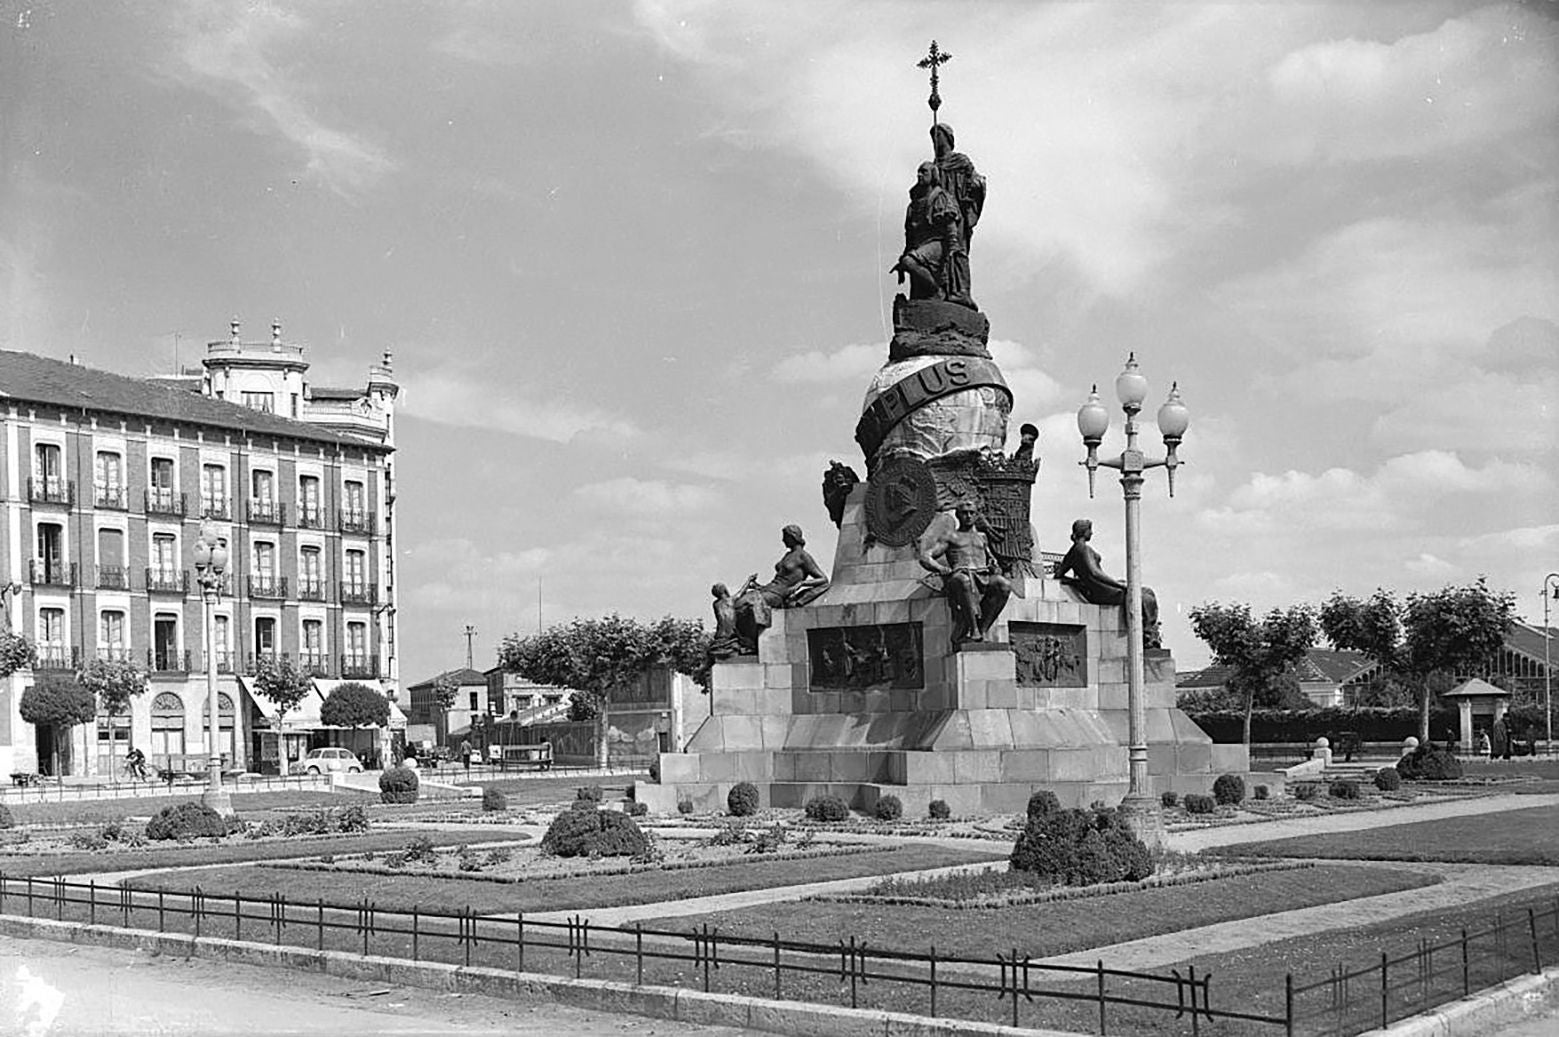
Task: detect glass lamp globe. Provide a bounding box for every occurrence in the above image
[1115,353,1149,408]
[1076,386,1110,440]
[1157,383,1190,439]
[193,538,211,569]
[210,541,229,572]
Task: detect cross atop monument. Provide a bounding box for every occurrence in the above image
[917,40,953,125]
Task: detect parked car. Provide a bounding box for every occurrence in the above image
[300,748,363,775]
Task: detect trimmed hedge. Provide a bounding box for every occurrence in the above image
[482,787,507,812]
[1254,785,1270,801]
[1159,790,1179,808]
[1396,746,1463,781]
[727,781,759,817]
[874,795,903,821]
[1183,794,1216,815]
[1026,790,1062,819]
[540,808,650,858]
[1373,767,1403,792]
[1183,706,1458,745]
[1010,806,1153,886]
[378,765,420,804]
[804,794,850,822]
[1329,779,1361,800]
[0,804,12,829]
[145,802,227,841]
[1212,774,1246,806]
[928,799,951,820]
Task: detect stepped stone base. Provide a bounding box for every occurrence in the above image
[639,485,1245,817]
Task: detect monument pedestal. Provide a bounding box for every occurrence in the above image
[638,488,1247,816]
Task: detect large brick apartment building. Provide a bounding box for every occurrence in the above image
[0,320,400,777]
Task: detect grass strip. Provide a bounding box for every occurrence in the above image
[3,790,367,826]
[1221,803,1559,865]
[123,843,1009,914]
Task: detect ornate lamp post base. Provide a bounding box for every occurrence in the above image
[1117,789,1165,851]
[201,786,234,818]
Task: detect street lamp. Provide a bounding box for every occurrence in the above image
[193,522,232,816]
[1544,573,1559,758]
[1077,353,1188,848]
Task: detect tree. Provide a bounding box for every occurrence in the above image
[1188,602,1317,745]
[320,681,391,728]
[431,673,458,744]
[1322,578,1516,743]
[0,631,36,678]
[499,613,710,769]
[20,678,96,775]
[251,656,314,775]
[78,658,149,774]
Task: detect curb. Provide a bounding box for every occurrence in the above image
[1364,965,1559,1035]
[0,913,1080,1037]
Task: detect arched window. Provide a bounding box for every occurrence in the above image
[151,693,185,757]
[202,692,237,763]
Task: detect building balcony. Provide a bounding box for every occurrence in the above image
[296,505,325,530]
[297,578,327,602]
[200,497,231,520]
[299,651,331,677]
[148,648,192,674]
[145,567,189,594]
[94,484,128,510]
[245,651,282,675]
[145,488,186,517]
[211,650,236,675]
[27,477,73,507]
[339,582,377,607]
[96,565,130,591]
[247,574,288,600]
[340,654,379,679]
[34,645,79,670]
[339,509,375,535]
[28,560,77,589]
[247,499,286,525]
[95,646,132,663]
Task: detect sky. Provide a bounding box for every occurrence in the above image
[1,0,1556,678]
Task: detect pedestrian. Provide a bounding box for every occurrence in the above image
[461,738,472,771]
[1491,715,1509,760]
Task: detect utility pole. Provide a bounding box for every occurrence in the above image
[463,624,477,670]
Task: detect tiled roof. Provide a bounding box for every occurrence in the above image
[1508,622,1559,664]
[308,386,364,401]
[405,667,490,691]
[1177,648,1372,689]
[0,349,386,452]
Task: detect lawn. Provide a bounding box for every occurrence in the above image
[123,842,1010,914]
[1222,803,1559,865]
[2,789,370,827]
[631,864,1434,960]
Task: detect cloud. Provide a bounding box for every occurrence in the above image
[770,342,881,384]
[573,477,720,516]
[172,2,394,197]
[402,368,639,443]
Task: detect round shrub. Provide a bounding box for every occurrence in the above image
[874,794,903,821]
[1293,782,1320,801]
[804,794,850,822]
[576,785,604,803]
[1329,779,1361,800]
[378,765,420,804]
[1373,767,1403,792]
[1160,790,1179,808]
[1026,789,1062,819]
[336,805,370,832]
[1010,806,1153,886]
[0,804,13,829]
[145,802,227,841]
[928,799,951,820]
[540,808,649,858]
[1253,784,1270,801]
[677,799,694,815]
[727,781,760,817]
[627,800,649,817]
[482,787,508,812]
[1396,747,1462,782]
[1182,793,1216,815]
[1212,773,1246,806]
[647,758,660,782]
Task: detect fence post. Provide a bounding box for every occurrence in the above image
[1285,973,1293,1037]
[317,898,324,952]
[1529,908,1543,974]
[0,870,6,914]
[1462,928,1470,996]
[193,887,202,940]
[1098,959,1107,1036]
[412,908,419,962]
[89,880,96,926]
[772,931,781,1000]
[53,876,62,921]
[158,889,164,931]
[517,913,524,974]
[636,923,644,986]
[25,874,32,917]
[234,890,241,941]
[1380,951,1389,1029]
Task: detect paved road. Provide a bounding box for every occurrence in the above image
[0,935,755,1037]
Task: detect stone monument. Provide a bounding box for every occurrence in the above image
[639,42,1247,816]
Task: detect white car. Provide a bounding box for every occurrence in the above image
[300,748,363,775]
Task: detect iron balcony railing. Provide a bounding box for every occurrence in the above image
[211,650,235,675]
[34,645,79,670]
[199,496,230,520]
[26,477,73,506]
[93,484,128,510]
[28,560,77,588]
[246,574,287,600]
[144,488,186,517]
[246,500,286,525]
[96,565,129,591]
[145,567,189,594]
[339,582,377,607]
[298,651,330,677]
[296,578,327,602]
[296,504,325,529]
[95,646,132,663]
[338,509,375,535]
[147,648,192,673]
[340,654,379,679]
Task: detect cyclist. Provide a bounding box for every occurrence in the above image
[124,746,147,781]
